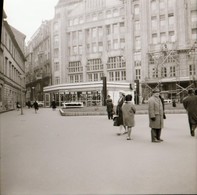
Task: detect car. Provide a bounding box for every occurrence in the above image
[164,99,172,104]
[62,101,84,108]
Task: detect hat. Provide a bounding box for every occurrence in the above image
[152,88,160,93]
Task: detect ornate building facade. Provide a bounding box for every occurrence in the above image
[27,0,197,106]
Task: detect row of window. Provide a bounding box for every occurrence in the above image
[67,7,124,27]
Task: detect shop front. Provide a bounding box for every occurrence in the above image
[43,81,134,107]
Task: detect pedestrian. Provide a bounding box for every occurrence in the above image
[116,90,127,135]
[33,100,39,113]
[106,95,114,120]
[148,88,164,143]
[122,94,136,140]
[182,89,197,137]
[51,99,57,110]
[16,101,20,111]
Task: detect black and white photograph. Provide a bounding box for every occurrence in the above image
[0,0,197,194]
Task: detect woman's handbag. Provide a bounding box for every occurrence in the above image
[113,115,120,126]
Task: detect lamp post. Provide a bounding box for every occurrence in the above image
[32,87,35,101]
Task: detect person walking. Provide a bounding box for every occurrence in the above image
[51,99,57,111]
[182,89,197,137]
[122,94,136,140]
[16,101,20,111]
[106,95,114,120]
[116,90,127,135]
[33,100,39,114]
[148,88,164,143]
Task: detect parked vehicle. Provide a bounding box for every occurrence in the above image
[62,101,84,108]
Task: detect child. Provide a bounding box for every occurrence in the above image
[121,94,136,140]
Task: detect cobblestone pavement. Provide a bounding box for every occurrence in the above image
[0,108,197,195]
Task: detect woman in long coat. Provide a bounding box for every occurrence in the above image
[122,94,136,140]
[148,88,164,142]
[116,91,126,135]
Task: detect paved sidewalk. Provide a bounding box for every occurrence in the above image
[0,108,196,194]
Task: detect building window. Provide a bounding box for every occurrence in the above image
[107,41,111,51]
[87,59,103,71]
[109,72,114,81]
[98,42,103,52]
[86,44,90,53]
[54,49,59,58]
[151,0,157,11]
[134,20,140,32]
[79,45,82,55]
[189,64,196,76]
[120,38,125,49]
[98,27,103,37]
[106,25,111,35]
[191,28,197,40]
[152,67,158,78]
[168,13,174,27]
[159,0,165,10]
[113,39,118,50]
[134,4,140,16]
[73,46,78,55]
[54,35,59,48]
[69,61,82,73]
[113,9,119,17]
[92,42,97,53]
[170,66,176,77]
[169,31,175,42]
[106,10,112,18]
[152,33,157,44]
[151,16,157,31]
[53,22,58,32]
[92,28,97,39]
[113,23,118,34]
[92,14,97,21]
[78,31,83,42]
[160,15,165,30]
[54,62,59,71]
[160,32,166,43]
[135,36,141,50]
[120,22,125,33]
[55,77,60,84]
[121,70,126,80]
[107,56,126,69]
[135,69,141,80]
[161,67,167,77]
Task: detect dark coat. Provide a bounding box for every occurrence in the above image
[51,101,56,109]
[33,101,39,110]
[183,94,197,125]
[148,94,164,129]
[116,96,125,125]
[106,100,114,113]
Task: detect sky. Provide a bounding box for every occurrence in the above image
[3,0,59,42]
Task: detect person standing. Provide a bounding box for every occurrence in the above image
[122,94,136,140]
[148,88,164,143]
[106,95,114,120]
[182,89,197,137]
[51,99,57,111]
[116,91,127,135]
[33,100,39,114]
[16,101,20,111]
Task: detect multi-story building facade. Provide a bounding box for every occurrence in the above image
[0,11,26,112]
[25,20,52,103]
[42,0,196,105]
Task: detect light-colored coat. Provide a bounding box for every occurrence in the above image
[122,101,136,127]
[148,95,164,129]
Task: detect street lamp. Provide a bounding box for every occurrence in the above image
[32,87,35,101]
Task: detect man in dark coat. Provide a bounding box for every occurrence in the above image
[106,95,114,120]
[183,89,197,136]
[148,88,164,143]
